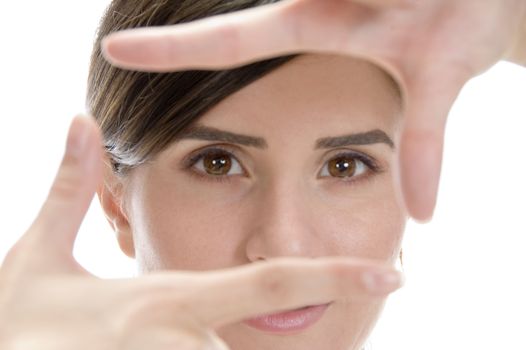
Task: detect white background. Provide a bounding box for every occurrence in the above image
[0,2,525,349]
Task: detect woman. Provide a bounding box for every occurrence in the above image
[0,0,524,349]
[0,1,403,349]
[102,0,526,221]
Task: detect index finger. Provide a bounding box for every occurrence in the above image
[100,0,410,72]
[141,257,404,328]
[101,0,299,72]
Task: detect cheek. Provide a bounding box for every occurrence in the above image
[319,179,406,263]
[130,169,406,271]
[131,178,247,271]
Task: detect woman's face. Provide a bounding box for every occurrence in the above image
[112,54,406,350]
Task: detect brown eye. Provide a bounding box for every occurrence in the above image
[203,152,232,175]
[321,154,368,179]
[191,149,244,177]
[328,156,356,177]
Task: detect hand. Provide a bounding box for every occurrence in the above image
[0,116,403,350]
[100,0,526,221]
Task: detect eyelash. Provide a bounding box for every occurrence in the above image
[181,145,383,185]
[181,145,244,184]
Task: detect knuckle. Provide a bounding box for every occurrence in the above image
[278,0,309,49]
[252,264,296,306]
[60,149,82,171]
[49,161,84,201]
[212,20,243,65]
[113,278,191,332]
[285,0,348,50]
[326,262,357,294]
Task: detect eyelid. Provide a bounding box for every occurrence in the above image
[319,149,382,171]
[316,149,384,183]
[180,144,384,184]
[180,144,249,182]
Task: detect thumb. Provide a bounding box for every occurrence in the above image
[28,115,103,269]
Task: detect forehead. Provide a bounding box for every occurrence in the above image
[197,53,401,144]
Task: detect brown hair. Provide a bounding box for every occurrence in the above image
[86,0,299,175]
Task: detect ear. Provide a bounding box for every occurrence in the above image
[96,155,135,259]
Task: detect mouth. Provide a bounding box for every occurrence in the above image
[242,302,333,334]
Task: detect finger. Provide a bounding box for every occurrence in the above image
[100,0,365,72]
[27,116,103,265]
[101,0,299,71]
[132,257,404,329]
[398,69,468,221]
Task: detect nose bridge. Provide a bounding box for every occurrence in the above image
[244,176,319,261]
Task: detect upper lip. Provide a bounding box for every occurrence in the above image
[277,301,333,313]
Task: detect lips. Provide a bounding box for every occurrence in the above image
[243,302,332,334]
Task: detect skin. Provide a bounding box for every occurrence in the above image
[101,0,526,222]
[0,53,405,350]
[0,108,404,350]
[2,1,524,348]
[101,54,406,350]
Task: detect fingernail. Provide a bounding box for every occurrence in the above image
[66,116,90,158]
[362,270,404,295]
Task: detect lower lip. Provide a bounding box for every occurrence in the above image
[243,303,331,334]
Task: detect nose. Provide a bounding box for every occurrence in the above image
[244,180,322,262]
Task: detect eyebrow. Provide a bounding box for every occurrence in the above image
[176,124,394,150]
